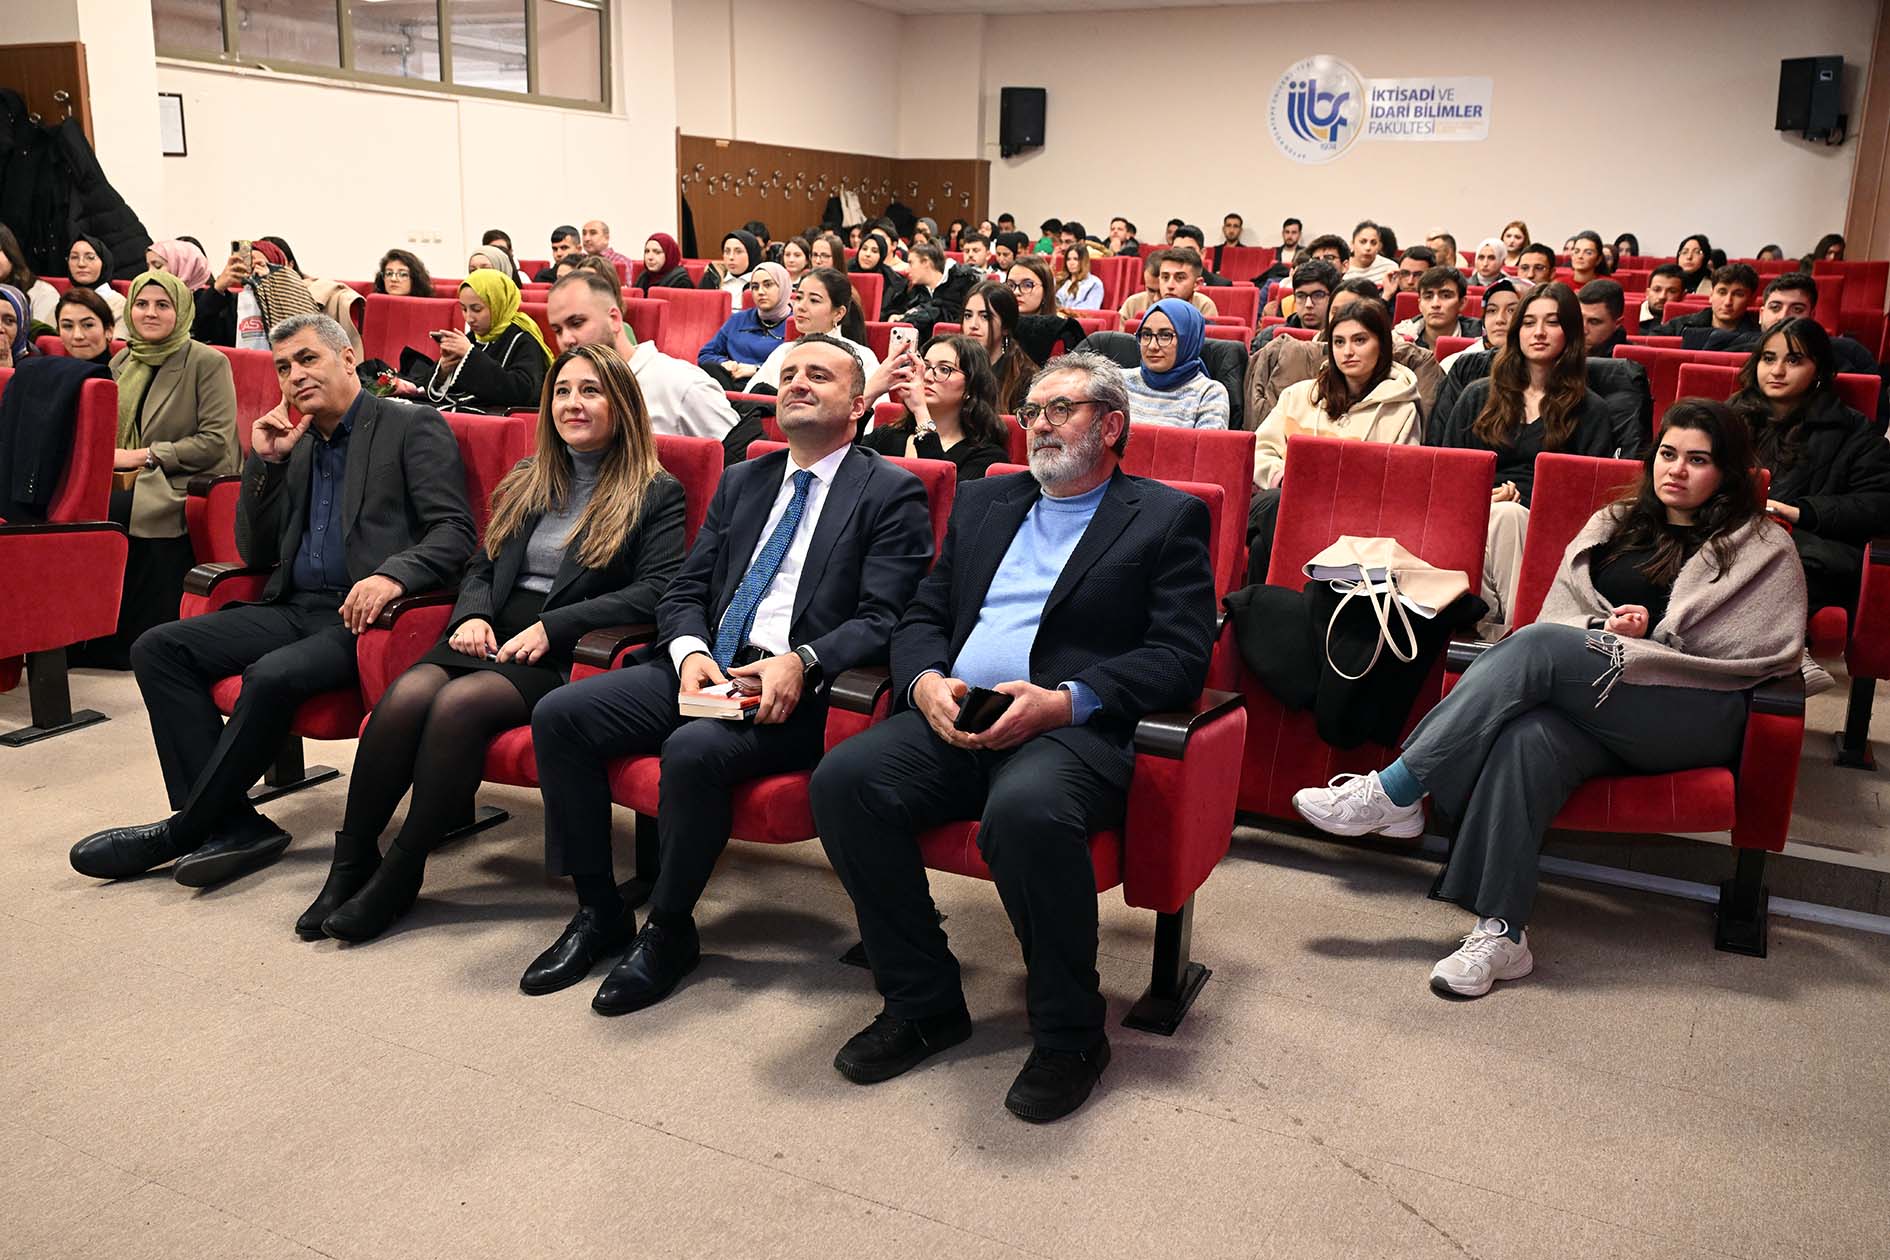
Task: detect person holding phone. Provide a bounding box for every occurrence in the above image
[810,350,1217,1125]
[859,335,1008,479]
[425,269,553,414]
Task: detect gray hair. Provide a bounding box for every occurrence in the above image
[268,312,352,353]
[1034,349,1131,455]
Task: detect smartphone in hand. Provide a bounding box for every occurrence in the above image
[953,686,1014,734]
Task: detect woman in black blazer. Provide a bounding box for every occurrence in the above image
[304,343,687,943]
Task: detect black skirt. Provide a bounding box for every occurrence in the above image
[416,588,566,708]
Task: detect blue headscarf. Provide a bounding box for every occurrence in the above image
[0,284,30,361]
[1139,297,1206,391]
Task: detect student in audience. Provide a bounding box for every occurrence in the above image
[1345,220,1397,288]
[1379,225,1403,258]
[883,242,974,331]
[1162,218,1182,246]
[306,343,689,942]
[1500,221,1530,268]
[1055,243,1105,309]
[633,232,692,293]
[193,239,317,348]
[700,230,762,297]
[1655,263,1758,338]
[1801,233,1845,269]
[467,244,515,278]
[580,221,633,273]
[847,224,866,249]
[1756,244,1785,263]
[427,269,554,414]
[480,230,525,283]
[1172,225,1230,285]
[520,334,933,1007]
[1263,237,1348,320]
[1577,279,1629,354]
[1119,249,1220,321]
[946,219,967,252]
[1439,278,1521,372]
[698,261,793,387]
[750,266,878,394]
[992,232,1029,271]
[1567,231,1608,286]
[1613,233,1641,263]
[1009,255,1062,318]
[532,226,582,282]
[780,236,812,286]
[1249,259,1340,359]
[1217,211,1245,256]
[373,249,433,298]
[1675,233,1714,294]
[1390,246,1436,296]
[961,280,1038,415]
[1394,267,1482,350]
[1700,272,1880,385]
[849,233,906,318]
[1432,282,1626,635]
[1275,216,1304,268]
[0,283,27,365]
[1641,263,1688,331]
[547,270,739,442]
[1728,317,1890,612]
[811,350,1215,1123]
[54,288,114,363]
[960,232,998,280]
[1106,217,1139,257]
[1514,243,1556,288]
[1425,231,1462,275]
[1124,298,1230,430]
[860,335,1008,477]
[569,255,621,288]
[808,231,850,276]
[1296,400,1802,997]
[65,236,127,337]
[1468,238,1508,288]
[71,313,475,887]
[0,224,58,325]
[144,239,215,293]
[1035,218,1061,253]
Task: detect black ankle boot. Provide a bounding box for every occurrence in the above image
[296,835,382,941]
[321,844,424,943]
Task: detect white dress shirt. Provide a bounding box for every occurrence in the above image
[629,340,740,440]
[669,442,851,671]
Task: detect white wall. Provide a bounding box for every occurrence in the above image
[896,15,984,160]
[982,0,1877,255]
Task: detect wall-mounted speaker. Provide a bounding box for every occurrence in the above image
[999,87,1046,158]
[1777,55,1845,142]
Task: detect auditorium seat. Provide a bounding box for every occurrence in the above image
[520,302,557,347]
[1392,290,1485,325]
[1203,284,1259,329]
[1089,255,1142,311]
[1674,363,1877,421]
[1814,260,1889,347]
[1433,334,1479,361]
[648,288,732,362]
[1611,346,1749,422]
[181,347,273,566]
[361,294,461,366]
[1211,246,1276,284]
[846,271,884,323]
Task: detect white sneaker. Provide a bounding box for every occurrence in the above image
[1802,649,1837,698]
[1430,922,1534,999]
[1291,772,1425,839]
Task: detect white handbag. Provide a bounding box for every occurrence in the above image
[1303,537,1472,680]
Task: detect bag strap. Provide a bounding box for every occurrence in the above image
[1324,565,1421,681]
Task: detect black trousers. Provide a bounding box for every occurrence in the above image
[130,593,355,843]
[530,658,827,916]
[1245,487,1282,586]
[810,710,1126,1053]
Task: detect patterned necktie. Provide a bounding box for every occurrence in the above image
[712,468,816,668]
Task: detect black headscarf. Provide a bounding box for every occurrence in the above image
[723,230,761,277]
[71,235,115,292]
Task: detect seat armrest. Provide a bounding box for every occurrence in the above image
[1731,670,1806,852]
[0,520,125,538]
[574,623,657,671]
[1122,690,1248,915]
[372,587,459,630]
[1748,670,1807,719]
[183,561,272,597]
[830,666,892,715]
[187,472,243,498]
[1843,539,1890,679]
[1132,690,1243,759]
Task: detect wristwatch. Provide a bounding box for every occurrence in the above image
[143,452,159,471]
[793,644,822,686]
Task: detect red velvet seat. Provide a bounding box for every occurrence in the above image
[1202,284,1259,329]
[1813,259,1886,345]
[0,371,127,743]
[1433,334,1479,361]
[1210,247,1277,285]
[1611,346,1750,424]
[1088,256,1142,312]
[1392,290,1485,325]
[621,298,668,351]
[844,272,883,323]
[360,294,462,366]
[184,348,272,566]
[648,288,732,362]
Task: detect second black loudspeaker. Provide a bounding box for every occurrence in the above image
[1000,87,1046,157]
[1776,56,1842,137]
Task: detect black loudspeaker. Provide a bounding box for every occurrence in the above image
[999,87,1046,158]
[1777,56,1844,139]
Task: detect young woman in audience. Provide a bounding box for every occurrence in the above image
[1006,254,1061,318]
[808,232,849,275]
[1675,234,1715,294]
[1468,238,1508,288]
[1296,401,1804,998]
[960,280,1037,415]
[1612,233,1641,263]
[1432,282,1626,637]
[847,233,905,317]
[779,236,812,286]
[71,271,238,668]
[697,260,793,387]
[194,239,319,347]
[1728,317,1890,613]
[748,266,879,394]
[700,229,763,297]
[0,224,58,325]
[946,219,967,252]
[1500,220,1530,269]
[1567,231,1607,286]
[628,233,686,293]
[1756,244,1786,263]
[859,334,1008,478]
[307,343,687,943]
[1806,233,1845,264]
[1439,278,1521,372]
[143,240,215,293]
[55,288,115,363]
[1054,245,1105,310]
[66,236,127,337]
[467,244,516,276]
[1125,298,1230,430]
[1345,220,1398,288]
[426,269,553,413]
[0,284,32,365]
[374,249,433,298]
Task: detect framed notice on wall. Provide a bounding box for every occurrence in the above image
[158,92,186,157]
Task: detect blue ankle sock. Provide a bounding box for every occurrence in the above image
[1376,759,1424,808]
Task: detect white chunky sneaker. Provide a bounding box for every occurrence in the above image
[1429,922,1533,999]
[1802,649,1837,698]
[1291,772,1425,839]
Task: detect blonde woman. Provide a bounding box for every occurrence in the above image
[1054,244,1104,309]
[304,343,687,943]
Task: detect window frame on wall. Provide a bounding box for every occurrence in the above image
[151,0,610,111]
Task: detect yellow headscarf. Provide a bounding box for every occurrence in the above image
[114,270,196,445]
[461,270,551,365]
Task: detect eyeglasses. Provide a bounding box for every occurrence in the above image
[382,269,411,281]
[1135,329,1178,348]
[1296,288,1331,302]
[1007,278,1039,293]
[920,360,961,380]
[1015,398,1102,427]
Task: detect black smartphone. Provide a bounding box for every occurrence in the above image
[953,686,1014,734]
[429,329,448,341]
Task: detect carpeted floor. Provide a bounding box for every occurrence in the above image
[4,668,1889,1259]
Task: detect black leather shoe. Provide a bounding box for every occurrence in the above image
[833,1008,973,1085]
[296,847,382,941]
[521,908,636,995]
[172,826,292,888]
[1004,1037,1111,1123]
[591,919,700,1015]
[70,819,187,880]
[320,847,424,943]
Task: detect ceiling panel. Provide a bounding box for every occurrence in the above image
[854,0,1298,12]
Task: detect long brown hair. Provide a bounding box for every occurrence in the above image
[1055,244,1092,301]
[1007,254,1063,317]
[965,280,1037,414]
[1313,299,1394,418]
[1472,282,1589,449]
[1728,317,1841,472]
[485,342,663,569]
[1600,400,1761,585]
[885,335,1007,449]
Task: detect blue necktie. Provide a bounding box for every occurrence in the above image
[713,469,815,668]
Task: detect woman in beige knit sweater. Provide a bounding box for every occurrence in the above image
[1293,401,1804,999]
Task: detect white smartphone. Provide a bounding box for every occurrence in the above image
[887,324,918,356]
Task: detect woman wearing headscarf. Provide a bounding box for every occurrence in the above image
[143,239,216,292]
[1123,297,1229,429]
[71,270,238,667]
[1468,237,1509,288]
[66,236,128,339]
[634,232,692,293]
[847,233,906,318]
[0,284,31,367]
[699,229,762,297]
[193,238,320,347]
[426,269,553,414]
[468,244,517,277]
[696,260,793,388]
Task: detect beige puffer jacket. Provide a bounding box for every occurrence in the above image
[1251,361,1422,490]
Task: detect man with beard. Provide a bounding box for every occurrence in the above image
[810,351,1217,1125]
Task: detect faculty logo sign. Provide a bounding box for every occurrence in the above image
[1268,55,1365,165]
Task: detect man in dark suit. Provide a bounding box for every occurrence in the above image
[810,350,1217,1124]
[520,334,934,1009]
[70,314,476,887]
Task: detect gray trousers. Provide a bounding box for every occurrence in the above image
[1401,622,1749,928]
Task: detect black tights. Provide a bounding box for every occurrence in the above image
[339,664,529,859]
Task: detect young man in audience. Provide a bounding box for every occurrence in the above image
[1425,231,1464,276]
[1654,263,1758,339]
[810,351,1216,1124]
[1275,217,1303,267]
[1262,233,1348,317]
[1577,278,1630,355]
[1393,266,1482,350]
[1514,243,1556,288]
[1640,263,1689,331]
[1106,217,1139,256]
[532,226,581,282]
[883,242,975,333]
[71,314,476,887]
[580,220,633,272]
[520,335,934,1012]
[961,231,999,280]
[1172,225,1231,285]
[996,213,1017,236]
[1699,271,1884,385]
[1056,222,1095,258]
[1250,257,1339,350]
[1163,218,1183,246]
[1036,219,1061,254]
[1440,277,1521,371]
[1211,212,1245,275]
[1119,248,1220,321]
[1249,276,1444,421]
[1390,246,1437,296]
[546,270,740,446]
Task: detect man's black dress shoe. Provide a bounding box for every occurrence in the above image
[69,820,187,880]
[520,908,635,995]
[296,851,382,941]
[1004,1037,1111,1124]
[832,1008,973,1085]
[172,826,292,888]
[591,919,700,1015]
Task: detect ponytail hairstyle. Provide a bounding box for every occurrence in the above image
[1472,281,1589,450]
[1600,399,1761,585]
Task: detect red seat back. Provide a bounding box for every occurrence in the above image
[1814,259,1888,311]
[651,432,724,545]
[1433,334,1479,360]
[1511,454,1639,629]
[1117,426,1255,596]
[518,258,548,279]
[0,369,115,524]
[211,346,278,442]
[682,260,715,283]
[1626,334,1682,347]
[1072,311,1119,337]
[1090,255,1143,312]
[862,321,897,360]
[362,294,460,365]
[648,288,732,361]
[1676,362,1878,419]
[1212,246,1276,284]
[1611,346,1750,422]
[519,302,557,348]
[619,297,667,350]
[1661,299,1709,325]
[1203,284,1259,329]
[845,272,884,322]
[440,412,535,542]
